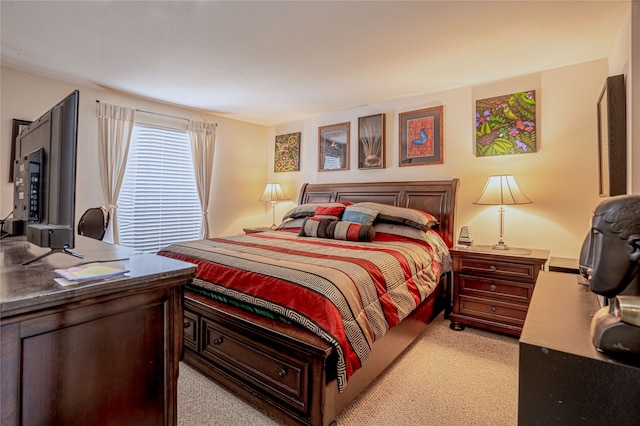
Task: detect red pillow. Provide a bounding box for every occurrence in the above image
[314,205,346,220]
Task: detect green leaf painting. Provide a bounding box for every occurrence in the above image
[274,132,301,172]
[475,91,536,157]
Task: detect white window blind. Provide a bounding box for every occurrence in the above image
[118,124,202,253]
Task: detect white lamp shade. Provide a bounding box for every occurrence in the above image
[473,175,531,206]
[259,183,289,203]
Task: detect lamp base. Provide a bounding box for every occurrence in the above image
[492,242,510,250]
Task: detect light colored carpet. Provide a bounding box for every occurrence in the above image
[178,313,518,425]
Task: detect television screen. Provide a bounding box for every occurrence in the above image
[13,90,79,259]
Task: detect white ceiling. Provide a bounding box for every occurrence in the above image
[0,1,631,126]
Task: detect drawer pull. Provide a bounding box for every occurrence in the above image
[184,322,191,329]
[213,337,223,345]
[278,368,288,378]
[489,265,497,272]
[491,306,497,313]
[490,284,497,292]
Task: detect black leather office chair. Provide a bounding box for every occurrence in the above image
[77,207,110,240]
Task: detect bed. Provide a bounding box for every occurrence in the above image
[159,179,459,425]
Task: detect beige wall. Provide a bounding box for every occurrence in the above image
[631,2,640,193]
[608,3,639,194]
[1,66,268,238]
[269,60,611,259]
[3,37,635,260]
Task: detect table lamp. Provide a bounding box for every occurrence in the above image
[473,174,531,250]
[259,183,289,229]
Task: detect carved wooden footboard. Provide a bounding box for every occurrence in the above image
[183,280,445,425]
[180,179,459,425]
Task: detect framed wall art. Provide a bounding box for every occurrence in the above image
[318,122,350,171]
[358,113,385,169]
[475,90,536,157]
[9,119,31,182]
[399,106,443,166]
[597,74,626,196]
[274,132,301,172]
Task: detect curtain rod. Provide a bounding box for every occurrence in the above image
[95,100,217,126]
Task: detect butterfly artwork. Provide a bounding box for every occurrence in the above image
[412,129,428,145]
[407,117,434,158]
[399,106,444,167]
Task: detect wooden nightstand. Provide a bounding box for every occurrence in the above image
[449,245,550,337]
[243,226,273,234]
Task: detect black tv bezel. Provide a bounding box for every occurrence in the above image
[12,90,79,254]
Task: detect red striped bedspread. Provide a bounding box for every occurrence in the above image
[158,229,451,392]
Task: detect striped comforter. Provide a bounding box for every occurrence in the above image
[159,229,450,392]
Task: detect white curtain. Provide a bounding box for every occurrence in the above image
[96,102,135,244]
[188,120,216,239]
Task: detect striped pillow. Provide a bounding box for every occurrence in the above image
[298,217,335,238]
[298,217,375,242]
[276,217,305,232]
[356,202,438,231]
[328,221,375,242]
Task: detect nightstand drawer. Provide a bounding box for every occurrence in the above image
[458,295,528,326]
[459,275,533,304]
[458,257,537,283]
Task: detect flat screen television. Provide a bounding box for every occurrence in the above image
[12,90,80,264]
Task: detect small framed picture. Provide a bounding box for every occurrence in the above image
[358,113,385,169]
[274,132,301,172]
[318,122,350,171]
[10,119,31,182]
[399,106,444,166]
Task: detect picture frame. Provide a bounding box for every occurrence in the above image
[274,132,301,173]
[399,106,443,166]
[475,90,537,157]
[318,122,350,171]
[358,113,385,169]
[9,119,31,183]
[597,74,627,196]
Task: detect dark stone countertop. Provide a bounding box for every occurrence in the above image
[1,236,196,318]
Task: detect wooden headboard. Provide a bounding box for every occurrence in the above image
[298,179,459,247]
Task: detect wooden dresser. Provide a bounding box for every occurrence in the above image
[449,245,549,336]
[0,236,196,426]
[519,272,640,425]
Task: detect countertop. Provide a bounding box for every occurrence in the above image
[1,236,196,318]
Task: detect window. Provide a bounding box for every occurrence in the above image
[118,124,202,253]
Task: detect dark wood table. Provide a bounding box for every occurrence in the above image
[1,236,196,426]
[519,271,640,425]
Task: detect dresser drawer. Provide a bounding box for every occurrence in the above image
[202,318,312,414]
[458,274,533,304]
[458,257,538,283]
[458,295,528,326]
[184,309,199,352]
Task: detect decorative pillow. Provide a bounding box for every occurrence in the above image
[276,217,306,231]
[283,202,350,220]
[299,217,375,242]
[373,223,429,242]
[314,205,346,220]
[298,216,335,238]
[341,205,378,226]
[356,202,438,231]
[328,221,375,242]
